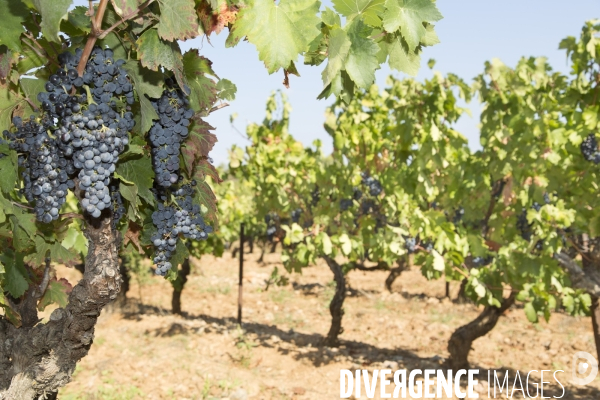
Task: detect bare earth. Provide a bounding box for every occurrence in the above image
[50,250,600,400]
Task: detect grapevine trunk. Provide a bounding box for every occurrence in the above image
[0,215,121,399]
[322,256,346,347]
[446,293,515,370]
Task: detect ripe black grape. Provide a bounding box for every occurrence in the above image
[340,198,353,211]
[150,184,212,276]
[405,236,417,253]
[148,84,193,187]
[581,133,600,163]
[361,172,383,196]
[291,208,302,223]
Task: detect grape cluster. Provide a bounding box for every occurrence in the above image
[516,209,532,241]
[340,198,353,211]
[265,212,281,241]
[453,207,465,224]
[472,256,493,267]
[353,187,363,201]
[580,133,600,163]
[151,183,212,275]
[361,172,382,196]
[291,208,302,223]
[149,86,193,187]
[404,236,417,253]
[57,48,134,217]
[311,187,320,206]
[3,116,74,222]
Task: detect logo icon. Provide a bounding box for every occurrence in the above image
[572,351,598,385]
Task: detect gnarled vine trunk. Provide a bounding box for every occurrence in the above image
[385,259,407,292]
[322,256,346,347]
[0,215,121,399]
[172,258,191,315]
[446,292,515,370]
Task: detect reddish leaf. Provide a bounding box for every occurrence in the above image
[181,116,217,175]
[197,1,238,35]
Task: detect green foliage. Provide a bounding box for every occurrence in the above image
[227,20,600,327]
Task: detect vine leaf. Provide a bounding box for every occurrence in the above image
[37,278,73,311]
[322,28,351,88]
[332,0,385,27]
[0,83,24,130]
[197,0,238,35]
[115,155,154,206]
[0,0,29,51]
[10,213,36,252]
[345,20,379,88]
[228,0,321,73]
[157,0,200,41]
[136,29,184,73]
[123,60,163,133]
[182,50,218,114]
[0,143,17,196]
[387,35,421,76]
[216,79,237,101]
[111,0,141,17]
[1,252,28,298]
[25,236,79,267]
[20,78,46,108]
[382,0,442,50]
[32,0,73,44]
[182,117,217,175]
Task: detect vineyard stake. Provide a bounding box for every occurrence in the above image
[238,223,244,326]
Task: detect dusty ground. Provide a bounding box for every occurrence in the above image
[50,249,600,399]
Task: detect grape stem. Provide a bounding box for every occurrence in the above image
[209,102,230,114]
[77,0,155,75]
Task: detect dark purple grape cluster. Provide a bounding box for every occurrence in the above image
[3,47,135,223]
[291,208,302,223]
[150,183,212,276]
[361,172,383,196]
[57,48,135,217]
[404,236,417,253]
[3,116,75,222]
[581,133,600,163]
[340,198,353,211]
[149,85,193,187]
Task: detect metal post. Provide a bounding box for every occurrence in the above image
[237,223,244,326]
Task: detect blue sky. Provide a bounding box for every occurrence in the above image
[74,0,599,165]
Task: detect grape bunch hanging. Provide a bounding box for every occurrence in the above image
[2,47,133,223]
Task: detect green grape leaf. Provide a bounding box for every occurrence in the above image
[339,233,352,255]
[193,169,218,224]
[157,0,199,41]
[388,36,421,76]
[37,278,73,311]
[182,49,218,114]
[1,254,28,298]
[66,6,92,34]
[136,29,184,73]
[432,249,445,271]
[0,0,29,51]
[322,28,351,88]
[0,83,24,130]
[25,236,80,267]
[111,0,141,17]
[0,144,17,196]
[32,0,73,44]
[10,214,36,252]
[115,156,154,206]
[19,78,46,108]
[332,0,385,27]
[61,224,88,256]
[345,20,379,88]
[382,0,442,50]
[216,79,237,101]
[119,182,139,208]
[123,60,163,133]
[228,0,321,73]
